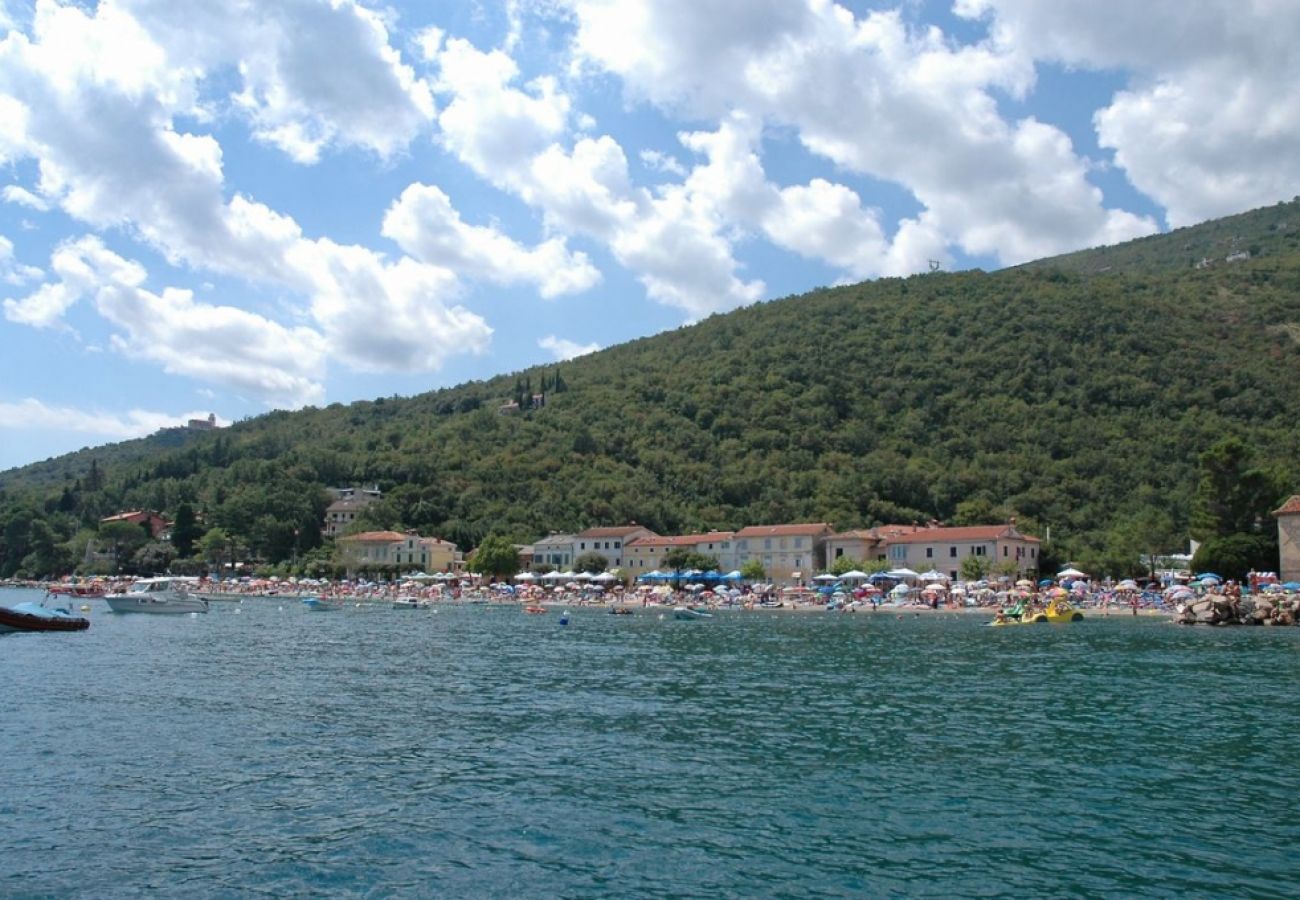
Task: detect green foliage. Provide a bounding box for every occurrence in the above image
[661,548,721,573]
[1190,438,1282,540]
[98,520,150,573]
[740,559,766,581]
[1191,533,1278,581]
[469,534,520,578]
[0,200,1298,578]
[959,555,990,581]
[574,551,609,573]
[829,555,865,576]
[171,502,202,557]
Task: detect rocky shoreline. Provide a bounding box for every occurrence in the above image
[1176,594,1300,626]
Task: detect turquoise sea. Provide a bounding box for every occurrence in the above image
[3,585,1299,897]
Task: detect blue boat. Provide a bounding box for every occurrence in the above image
[0,596,90,633]
[302,596,345,612]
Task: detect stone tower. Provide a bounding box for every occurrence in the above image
[1275,496,1300,583]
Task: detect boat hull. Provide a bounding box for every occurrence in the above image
[0,603,90,633]
[105,595,209,614]
[302,597,344,611]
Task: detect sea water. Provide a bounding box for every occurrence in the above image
[3,587,1298,897]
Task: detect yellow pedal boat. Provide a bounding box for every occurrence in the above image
[991,597,1084,625]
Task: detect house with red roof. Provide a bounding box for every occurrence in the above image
[878,521,1041,578]
[574,524,657,569]
[337,530,460,575]
[733,523,834,584]
[624,531,737,573]
[101,510,170,539]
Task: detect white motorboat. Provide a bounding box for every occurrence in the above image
[673,605,713,620]
[105,577,209,614]
[302,595,345,612]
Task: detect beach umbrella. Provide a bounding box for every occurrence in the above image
[813,573,839,582]
[1057,567,1088,578]
[1015,579,1033,588]
[1196,573,1222,584]
[840,570,869,580]
[1282,582,1300,591]
[919,570,947,582]
[514,572,537,581]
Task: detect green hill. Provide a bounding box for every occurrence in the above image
[3,199,1299,578]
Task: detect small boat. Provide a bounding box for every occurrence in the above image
[991,597,1083,626]
[105,577,209,614]
[524,605,548,614]
[302,596,345,612]
[46,582,107,601]
[609,607,634,616]
[673,606,712,620]
[0,596,90,633]
[393,597,431,609]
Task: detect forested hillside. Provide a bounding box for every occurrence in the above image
[3,200,1299,579]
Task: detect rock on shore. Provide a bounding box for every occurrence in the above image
[1176,594,1299,626]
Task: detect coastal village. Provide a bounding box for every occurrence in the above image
[80,483,1300,591]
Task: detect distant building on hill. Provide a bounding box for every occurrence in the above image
[187,413,218,430]
[1274,496,1300,583]
[323,486,382,537]
[101,510,170,539]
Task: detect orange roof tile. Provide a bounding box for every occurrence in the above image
[577,525,656,538]
[338,530,408,543]
[883,525,1039,544]
[734,523,833,538]
[627,532,735,548]
[1274,495,1300,516]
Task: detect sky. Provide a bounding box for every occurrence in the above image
[0,0,1297,472]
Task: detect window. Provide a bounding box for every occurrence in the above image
[1031,548,1037,558]
[974,545,985,556]
[795,537,805,548]
[614,541,621,549]
[1003,546,1008,557]
[949,570,957,579]
[949,547,957,558]
[764,539,772,550]
[926,547,934,558]
[835,547,844,559]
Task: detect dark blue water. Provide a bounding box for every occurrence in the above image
[4,587,1299,897]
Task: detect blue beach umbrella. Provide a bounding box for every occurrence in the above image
[1282,582,1300,591]
[1196,573,1222,583]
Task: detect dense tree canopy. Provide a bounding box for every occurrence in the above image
[1,200,1298,580]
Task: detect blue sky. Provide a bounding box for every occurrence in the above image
[0,0,1296,471]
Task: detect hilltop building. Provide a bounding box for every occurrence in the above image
[101,510,170,539]
[323,486,382,538]
[1275,496,1300,583]
[187,413,218,430]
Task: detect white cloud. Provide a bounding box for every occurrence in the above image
[538,334,600,360]
[382,182,600,298]
[0,1,493,377]
[562,0,1156,266]
[7,236,327,405]
[0,397,222,439]
[0,234,43,289]
[956,0,1300,226]
[432,39,762,317]
[286,239,491,374]
[3,184,49,211]
[640,149,686,178]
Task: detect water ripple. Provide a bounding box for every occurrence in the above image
[3,591,1299,897]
